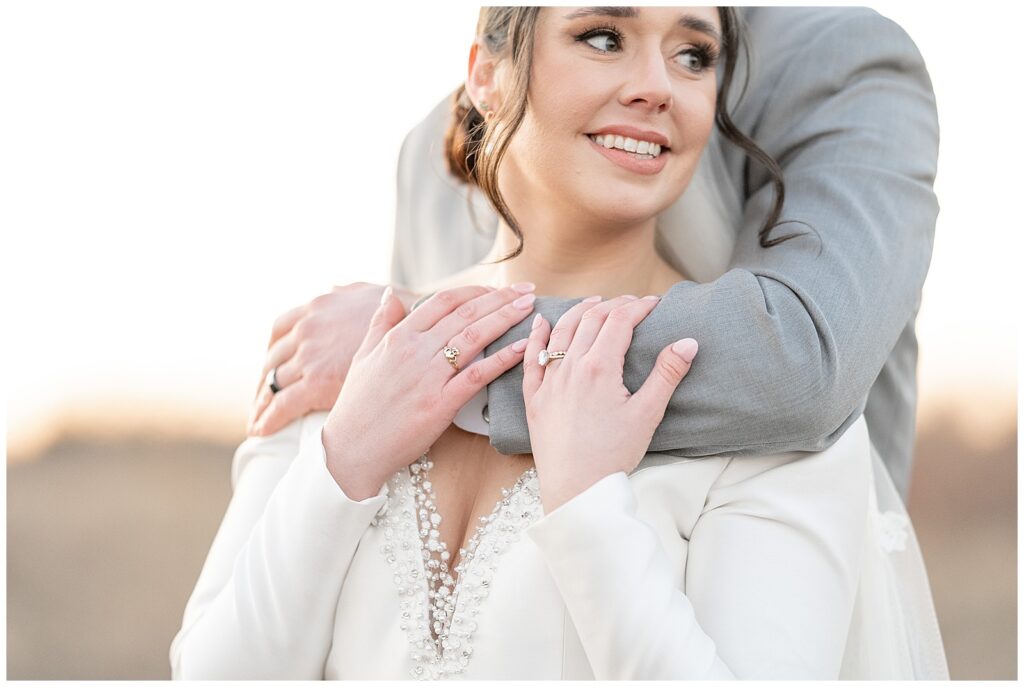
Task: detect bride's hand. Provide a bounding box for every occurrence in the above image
[522,295,700,513]
[322,284,537,500]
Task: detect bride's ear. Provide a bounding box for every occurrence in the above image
[466,38,503,114]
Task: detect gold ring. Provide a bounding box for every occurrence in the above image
[443,345,460,372]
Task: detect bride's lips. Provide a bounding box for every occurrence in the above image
[584,134,669,176]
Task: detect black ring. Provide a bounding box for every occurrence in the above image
[269,367,282,394]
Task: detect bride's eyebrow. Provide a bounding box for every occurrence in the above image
[561,7,721,47]
[563,7,638,21]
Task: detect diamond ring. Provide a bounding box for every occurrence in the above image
[538,350,567,367]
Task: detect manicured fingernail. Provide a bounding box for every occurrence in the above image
[532,313,544,329]
[513,293,536,309]
[643,295,660,301]
[380,285,392,305]
[511,338,529,353]
[582,295,602,303]
[623,294,638,300]
[672,338,699,363]
[512,281,536,293]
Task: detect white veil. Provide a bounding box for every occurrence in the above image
[839,444,950,679]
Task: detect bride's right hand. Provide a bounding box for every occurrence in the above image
[321,283,537,500]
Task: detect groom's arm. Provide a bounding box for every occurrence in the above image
[483,11,939,456]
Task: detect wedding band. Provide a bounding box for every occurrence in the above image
[267,367,282,394]
[443,345,460,372]
[538,350,567,367]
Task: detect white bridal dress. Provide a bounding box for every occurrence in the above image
[170,137,948,679]
[170,405,948,679]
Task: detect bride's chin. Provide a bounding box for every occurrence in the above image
[575,184,672,217]
[579,200,661,226]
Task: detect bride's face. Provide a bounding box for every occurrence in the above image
[501,7,721,226]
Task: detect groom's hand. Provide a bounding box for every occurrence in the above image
[247,282,420,436]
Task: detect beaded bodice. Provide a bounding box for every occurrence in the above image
[372,449,542,680]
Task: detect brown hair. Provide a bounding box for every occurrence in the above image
[444,7,799,263]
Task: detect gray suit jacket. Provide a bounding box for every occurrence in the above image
[390,8,939,499]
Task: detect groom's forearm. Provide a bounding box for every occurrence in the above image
[484,267,890,457]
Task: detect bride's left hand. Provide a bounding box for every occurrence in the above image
[523,295,699,513]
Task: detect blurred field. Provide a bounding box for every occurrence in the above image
[906,407,1018,680]
[6,409,1017,679]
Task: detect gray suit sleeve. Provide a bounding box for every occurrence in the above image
[484,11,939,457]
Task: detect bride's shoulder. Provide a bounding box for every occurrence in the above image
[619,423,874,528]
[706,416,873,507]
[231,411,330,487]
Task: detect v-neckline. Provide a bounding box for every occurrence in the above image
[419,460,530,582]
[376,451,542,680]
[410,453,537,648]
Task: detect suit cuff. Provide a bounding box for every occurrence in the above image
[280,433,391,537]
[312,437,390,513]
[525,471,633,551]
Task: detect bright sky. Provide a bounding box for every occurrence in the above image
[2,2,1019,457]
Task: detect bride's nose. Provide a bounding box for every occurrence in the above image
[618,45,673,113]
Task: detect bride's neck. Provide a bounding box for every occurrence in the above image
[472,216,684,299]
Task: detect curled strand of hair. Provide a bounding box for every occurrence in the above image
[714,8,803,247]
[728,12,753,114]
[474,8,540,263]
[446,85,493,238]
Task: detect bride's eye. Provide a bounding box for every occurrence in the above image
[576,27,622,53]
[676,50,702,71]
[674,43,718,73]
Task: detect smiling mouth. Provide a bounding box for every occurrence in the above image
[586,133,670,159]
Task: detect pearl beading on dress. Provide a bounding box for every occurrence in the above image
[374,449,541,680]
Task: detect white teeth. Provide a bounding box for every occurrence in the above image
[590,134,664,157]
